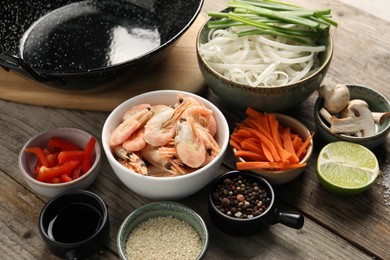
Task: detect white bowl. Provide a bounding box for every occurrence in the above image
[18,128,101,198]
[235,113,313,185]
[102,90,229,200]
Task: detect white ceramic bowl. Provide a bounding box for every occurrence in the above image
[18,128,101,198]
[102,90,229,200]
[235,113,313,185]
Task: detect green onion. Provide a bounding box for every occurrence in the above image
[207,0,337,43]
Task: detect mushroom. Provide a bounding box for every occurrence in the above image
[372,112,390,125]
[330,100,376,137]
[339,99,369,118]
[318,83,350,114]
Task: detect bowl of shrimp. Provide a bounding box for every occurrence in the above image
[196,5,335,112]
[102,90,230,200]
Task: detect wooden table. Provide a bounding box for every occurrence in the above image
[1,0,389,259]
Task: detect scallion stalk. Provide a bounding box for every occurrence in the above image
[207,0,337,44]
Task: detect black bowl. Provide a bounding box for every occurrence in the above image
[0,0,203,92]
[208,171,304,236]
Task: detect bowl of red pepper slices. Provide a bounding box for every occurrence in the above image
[18,127,101,198]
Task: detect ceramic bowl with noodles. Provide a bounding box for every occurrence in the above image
[102,90,229,200]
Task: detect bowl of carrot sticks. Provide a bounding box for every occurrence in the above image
[230,108,314,185]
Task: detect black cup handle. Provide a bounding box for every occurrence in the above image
[0,53,55,82]
[276,212,304,229]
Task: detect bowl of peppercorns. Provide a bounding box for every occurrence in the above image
[208,170,304,235]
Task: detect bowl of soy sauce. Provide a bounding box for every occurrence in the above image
[39,190,109,259]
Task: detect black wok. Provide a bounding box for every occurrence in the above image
[0,0,204,92]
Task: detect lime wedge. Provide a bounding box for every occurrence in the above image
[316,141,379,195]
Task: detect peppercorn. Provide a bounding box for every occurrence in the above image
[212,175,271,219]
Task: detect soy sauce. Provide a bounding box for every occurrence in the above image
[47,203,102,243]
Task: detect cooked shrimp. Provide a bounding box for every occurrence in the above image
[122,128,146,152]
[143,97,190,146]
[183,105,218,136]
[114,146,147,175]
[151,104,169,114]
[143,106,177,146]
[141,144,187,175]
[196,123,221,166]
[122,104,151,121]
[145,165,179,177]
[175,118,206,168]
[110,106,153,146]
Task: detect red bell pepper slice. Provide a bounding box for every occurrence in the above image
[81,137,96,173]
[48,137,82,151]
[51,177,62,184]
[72,165,82,180]
[34,160,42,175]
[46,152,59,167]
[58,150,86,164]
[37,160,80,182]
[60,174,73,183]
[25,147,50,167]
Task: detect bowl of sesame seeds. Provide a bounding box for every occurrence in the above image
[117,201,209,260]
[208,170,304,236]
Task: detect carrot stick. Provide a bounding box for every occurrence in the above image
[246,137,261,145]
[292,135,303,151]
[231,107,310,171]
[268,114,283,147]
[229,139,242,151]
[261,141,277,162]
[281,127,300,164]
[245,107,264,119]
[240,140,264,155]
[296,132,314,159]
[235,150,268,161]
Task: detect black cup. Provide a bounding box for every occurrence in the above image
[208,170,304,236]
[39,190,110,259]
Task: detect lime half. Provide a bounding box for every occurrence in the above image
[316,141,379,195]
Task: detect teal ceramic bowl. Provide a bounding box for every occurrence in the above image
[196,9,334,112]
[314,84,390,149]
[117,202,209,260]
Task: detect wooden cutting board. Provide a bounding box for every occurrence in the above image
[0,16,207,112]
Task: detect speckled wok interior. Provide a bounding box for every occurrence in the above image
[0,0,203,90]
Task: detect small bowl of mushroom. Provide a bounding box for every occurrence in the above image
[314,83,390,149]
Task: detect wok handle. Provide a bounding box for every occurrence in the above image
[0,53,52,82]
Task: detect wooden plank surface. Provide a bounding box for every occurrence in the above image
[0,101,372,259]
[0,0,389,259]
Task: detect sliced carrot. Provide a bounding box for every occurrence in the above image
[245,107,264,118]
[296,132,314,160]
[281,127,300,164]
[240,140,264,155]
[229,139,242,151]
[261,141,277,162]
[268,114,283,147]
[230,108,310,171]
[234,150,268,161]
[292,135,303,151]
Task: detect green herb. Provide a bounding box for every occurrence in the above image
[207,0,337,43]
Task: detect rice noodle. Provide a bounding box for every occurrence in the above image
[199,26,326,87]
